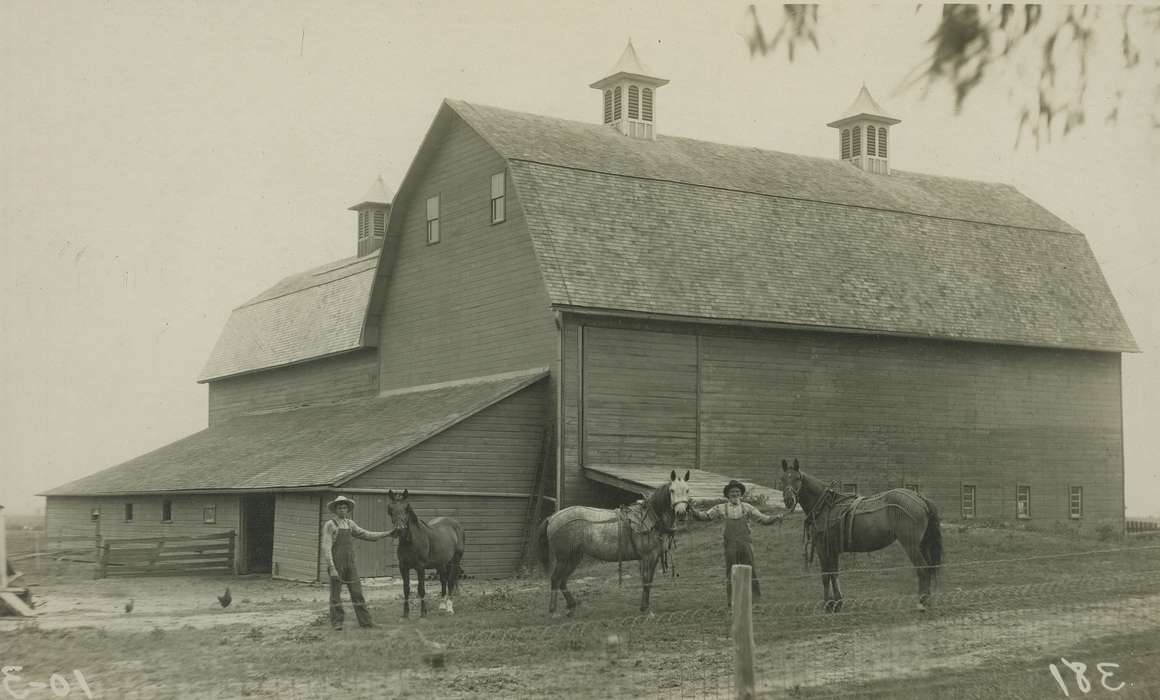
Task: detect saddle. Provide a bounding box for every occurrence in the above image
[804,490,865,568]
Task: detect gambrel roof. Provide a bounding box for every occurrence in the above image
[443,100,1136,353]
[42,369,548,495]
[198,253,378,382]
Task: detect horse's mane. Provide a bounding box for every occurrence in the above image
[646,481,671,514]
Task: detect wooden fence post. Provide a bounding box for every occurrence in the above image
[96,543,110,579]
[731,564,757,700]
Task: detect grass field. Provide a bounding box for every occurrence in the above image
[3,513,1160,699]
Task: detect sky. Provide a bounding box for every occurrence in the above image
[2,2,1157,517]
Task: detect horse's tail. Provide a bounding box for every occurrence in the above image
[919,495,943,579]
[455,522,466,578]
[535,517,552,573]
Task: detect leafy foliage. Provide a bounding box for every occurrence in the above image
[746,3,1160,147]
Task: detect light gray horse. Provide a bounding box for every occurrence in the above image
[536,470,692,616]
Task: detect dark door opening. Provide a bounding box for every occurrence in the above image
[241,494,275,574]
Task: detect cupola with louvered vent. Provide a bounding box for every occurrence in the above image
[590,40,669,140]
[348,175,393,257]
[827,86,900,175]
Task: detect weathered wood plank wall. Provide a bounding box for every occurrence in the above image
[272,493,321,582]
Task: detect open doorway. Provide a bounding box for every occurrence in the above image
[240,494,275,574]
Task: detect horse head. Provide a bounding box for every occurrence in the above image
[780,458,803,512]
[386,489,413,541]
[666,469,692,518]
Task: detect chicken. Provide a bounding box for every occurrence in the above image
[217,586,232,608]
[124,598,134,614]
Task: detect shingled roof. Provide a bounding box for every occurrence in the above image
[445,100,1136,353]
[199,253,378,382]
[42,369,548,495]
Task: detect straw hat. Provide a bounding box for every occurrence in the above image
[723,480,747,497]
[326,495,356,513]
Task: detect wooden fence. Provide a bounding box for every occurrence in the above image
[96,531,236,578]
[1126,519,1160,535]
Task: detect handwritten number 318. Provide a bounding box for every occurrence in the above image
[1049,658,1125,696]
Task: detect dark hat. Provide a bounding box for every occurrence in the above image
[723,480,747,497]
[326,495,356,513]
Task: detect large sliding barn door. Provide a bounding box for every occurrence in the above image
[581,327,698,471]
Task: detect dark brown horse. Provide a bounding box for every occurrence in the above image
[779,459,943,611]
[386,489,465,618]
[536,470,692,616]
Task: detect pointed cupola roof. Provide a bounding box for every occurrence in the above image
[589,40,669,90]
[347,175,395,211]
[827,85,901,128]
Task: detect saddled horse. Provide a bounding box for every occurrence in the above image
[386,489,466,618]
[779,459,943,611]
[537,470,692,616]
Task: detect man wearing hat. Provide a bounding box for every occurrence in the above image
[688,480,784,607]
[321,495,393,630]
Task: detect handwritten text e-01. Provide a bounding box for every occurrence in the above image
[2,667,93,699]
[1048,657,1125,696]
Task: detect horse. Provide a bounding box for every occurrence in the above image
[536,469,692,616]
[386,489,466,618]
[779,458,943,612]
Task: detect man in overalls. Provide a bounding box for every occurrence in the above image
[688,480,784,607]
[320,495,393,630]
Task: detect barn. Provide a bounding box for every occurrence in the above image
[42,42,1136,580]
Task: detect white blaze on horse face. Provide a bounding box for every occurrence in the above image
[670,476,691,515]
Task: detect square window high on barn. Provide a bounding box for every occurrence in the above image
[203,505,217,524]
[905,483,919,493]
[1016,485,1031,519]
[1069,486,1083,519]
[961,485,976,519]
[426,195,441,245]
[490,172,506,224]
[124,503,134,522]
[161,499,173,523]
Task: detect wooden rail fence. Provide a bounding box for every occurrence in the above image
[1126,520,1160,535]
[96,531,236,578]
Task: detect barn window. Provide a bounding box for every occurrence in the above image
[613,86,622,120]
[878,127,888,157]
[425,195,440,245]
[357,210,370,240]
[961,485,976,519]
[905,483,919,493]
[123,503,134,522]
[203,505,217,524]
[841,129,850,159]
[372,209,386,240]
[90,507,100,522]
[628,85,640,120]
[851,126,862,157]
[642,88,654,121]
[161,500,173,523]
[1016,485,1031,519]
[866,125,877,156]
[490,171,506,224]
[603,89,613,124]
[842,483,858,496]
[1069,486,1083,519]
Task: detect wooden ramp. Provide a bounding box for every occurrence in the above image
[582,465,783,506]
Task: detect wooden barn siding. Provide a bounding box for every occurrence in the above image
[345,380,547,494]
[560,318,600,506]
[563,316,1123,525]
[207,349,379,425]
[272,493,321,582]
[45,495,240,541]
[376,117,556,392]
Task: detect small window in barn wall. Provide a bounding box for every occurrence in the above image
[905,483,919,493]
[124,503,134,522]
[426,195,440,245]
[203,505,217,524]
[842,483,858,496]
[961,485,976,519]
[1016,485,1031,519]
[1069,486,1083,519]
[490,171,506,224]
[161,500,173,523]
